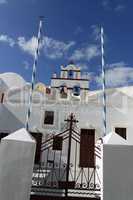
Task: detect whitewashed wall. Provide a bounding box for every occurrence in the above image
[1,87,133,144]
[51,78,89,89]
[102,144,133,200]
[1,73,133,147]
[0,128,36,200]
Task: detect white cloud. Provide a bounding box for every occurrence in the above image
[95,62,133,88]
[23,61,30,70]
[0,33,75,59]
[17,36,75,59]
[82,72,93,80]
[74,26,83,35]
[70,49,84,61]
[90,24,108,44]
[102,0,111,10]
[76,62,88,70]
[102,0,126,12]
[106,67,133,87]
[70,44,100,62]
[114,4,125,12]
[17,36,38,57]
[0,34,15,47]
[0,0,7,4]
[108,61,127,68]
[43,36,75,59]
[91,25,100,41]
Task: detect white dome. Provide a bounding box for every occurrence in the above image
[0,72,26,90]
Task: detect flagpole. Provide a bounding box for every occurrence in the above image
[25,17,43,131]
[100,27,106,136]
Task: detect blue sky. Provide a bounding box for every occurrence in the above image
[0,0,133,90]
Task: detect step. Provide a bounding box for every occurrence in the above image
[30,194,100,200]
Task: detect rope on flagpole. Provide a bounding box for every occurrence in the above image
[25,17,43,131]
[100,27,106,136]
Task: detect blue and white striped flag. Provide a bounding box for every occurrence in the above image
[26,18,43,131]
[100,27,106,136]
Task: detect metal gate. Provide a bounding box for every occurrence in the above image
[31,114,101,200]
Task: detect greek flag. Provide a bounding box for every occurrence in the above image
[26,18,43,131]
[101,27,106,136]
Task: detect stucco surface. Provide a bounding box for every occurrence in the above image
[0,128,36,200]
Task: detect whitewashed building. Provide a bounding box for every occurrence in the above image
[1,63,133,199]
[0,64,132,143]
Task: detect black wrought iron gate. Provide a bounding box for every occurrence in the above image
[31,114,101,200]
